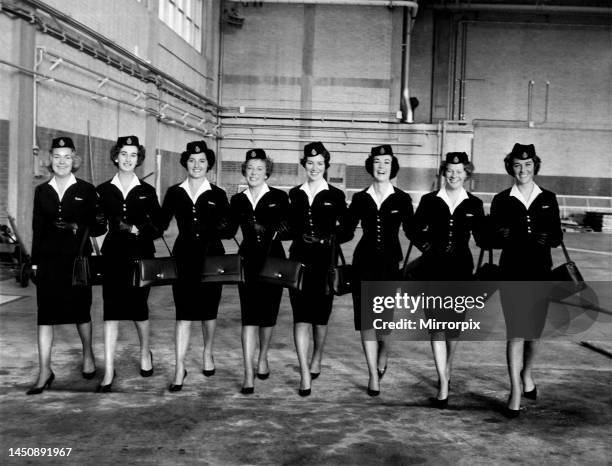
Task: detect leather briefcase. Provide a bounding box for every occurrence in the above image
[549,241,587,300]
[202,254,244,284]
[329,243,353,296]
[72,229,104,287]
[132,236,177,287]
[258,256,305,290]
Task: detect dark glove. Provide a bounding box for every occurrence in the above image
[252,222,266,234]
[95,212,106,224]
[216,218,230,234]
[302,234,331,246]
[118,220,133,233]
[534,232,548,246]
[497,227,511,242]
[53,220,78,233]
[420,241,432,253]
[274,221,290,236]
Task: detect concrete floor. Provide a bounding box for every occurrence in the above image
[1,232,611,465]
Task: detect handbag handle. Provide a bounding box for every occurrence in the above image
[401,242,414,276]
[78,226,90,256]
[559,239,572,263]
[329,236,346,267]
[159,235,173,256]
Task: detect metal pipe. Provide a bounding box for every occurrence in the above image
[458,21,468,121]
[220,113,406,125]
[432,4,611,15]
[399,6,413,123]
[220,135,421,147]
[538,81,550,124]
[15,0,219,109]
[527,79,534,127]
[254,0,418,8]
[221,122,434,134]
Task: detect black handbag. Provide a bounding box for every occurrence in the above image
[201,237,245,284]
[474,248,500,299]
[329,241,353,296]
[132,236,177,287]
[258,232,305,290]
[72,228,104,287]
[549,240,587,300]
[401,242,426,280]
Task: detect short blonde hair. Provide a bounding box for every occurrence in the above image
[45,149,82,173]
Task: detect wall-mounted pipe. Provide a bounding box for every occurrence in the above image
[432,3,611,15]
[527,79,534,127]
[8,0,219,110]
[399,6,413,123]
[252,0,418,7]
[221,135,422,147]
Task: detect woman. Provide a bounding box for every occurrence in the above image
[413,152,485,408]
[346,145,414,397]
[160,141,231,392]
[490,143,562,417]
[288,141,352,397]
[96,135,163,392]
[229,149,289,394]
[27,136,105,395]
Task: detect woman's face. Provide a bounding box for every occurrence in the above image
[444,162,467,190]
[304,155,326,182]
[116,145,138,173]
[187,153,208,180]
[372,155,393,182]
[51,148,74,178]
[245,159,267,188]
[511,158,535,185]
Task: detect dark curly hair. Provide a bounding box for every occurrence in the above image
[503,153,541,176]
[439,160,475,179]
[180,148,215,170]
[365,154,400,179]
[110,144,145,168]
[241,157,274,178]
[300,151,330,170]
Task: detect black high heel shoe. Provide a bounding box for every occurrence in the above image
[298,388,311,397]
[309,372,320,380]
[241,386,255,395]
[377,365,388,380]
[82,369,97,380]
[202,368,216,377]
[256,372,270,380]
[523,386,538,400]
[140,351,154,377]
[502,406,520,418]
[429,396,449,409]
[367,388,380,397]
[169,371,187,392]
[26,372,55,395]
[96,371,116,393]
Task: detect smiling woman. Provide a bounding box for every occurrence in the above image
[95,135,164,393]
[160,140,233,392]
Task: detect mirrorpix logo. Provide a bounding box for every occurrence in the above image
[370,290,488,331]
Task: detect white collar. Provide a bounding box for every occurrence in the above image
[49,173,77,201]
[510,183,542,209]
[243,183,270,209]
[179,178,211,204]
[366,183,395,210]
[111,173,140,199]
[300,180,329,206]
[437,186,469,214]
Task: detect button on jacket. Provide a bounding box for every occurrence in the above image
[97,180,163,259]
[490,186,562,279]
[413,190,485,279]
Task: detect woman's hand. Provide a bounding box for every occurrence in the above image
[535,232,548,246]
[53,220,78,233]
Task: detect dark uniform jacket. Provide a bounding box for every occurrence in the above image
[229,187,289,265]
[490,186,562,278]
[160,183,232,259]
[287,184,352,261]
[32,178,105,263]
[347,187,414,266]
[96,179,163,259]
[413,190,485,278]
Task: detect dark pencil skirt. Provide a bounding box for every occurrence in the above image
[36,255,92,325]
[102,255,150,321]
